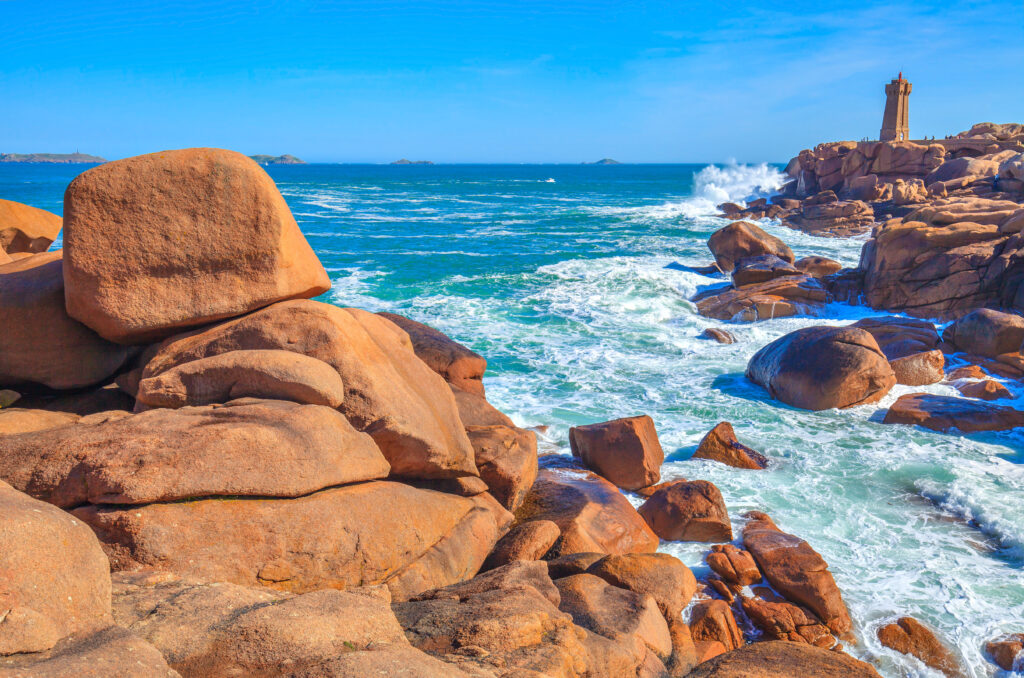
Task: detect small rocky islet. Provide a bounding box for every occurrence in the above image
[0,133,1022,676]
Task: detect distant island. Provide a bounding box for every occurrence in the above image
[391,159,433,165]
[0,152,106,164]
[583,158,621,165]
[248,154,305,165]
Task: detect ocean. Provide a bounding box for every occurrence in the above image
[3,161,1022,676]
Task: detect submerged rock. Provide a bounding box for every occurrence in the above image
[63,148,331,343]
[746,326,896,410]
[877,616,965,678]
[884,393,1024,432]
[569,415,664,491]
[701,327,736,344]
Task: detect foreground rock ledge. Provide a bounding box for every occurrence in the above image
[685,640,881,677]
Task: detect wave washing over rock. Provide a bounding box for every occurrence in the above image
[0,152,1022,676]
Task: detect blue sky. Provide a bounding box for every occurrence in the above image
[1,0,1022,163]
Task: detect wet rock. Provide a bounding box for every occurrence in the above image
[849,316,940,360]
[701,328,736,344]
[638,480,732,543]
[74,482,508,599]
[685,640,882,677]
[112,571,415,677]
[141,300,477,479]
[135,349,345,410]
[0,251,129,390]
[707,222,795,273]
[884,393,1024,432]
[877,616,965,678]
[569,415,664,491]
[955,378,1011,400]
[0,399,388,507]
[706,544,761,586]
[943,308,1024,358]
[985,633,1024,671]
[741,512,851,635]
[692,422,768,470]
[794,256,842,278]
[62,148,331,343]
[889,350,945,386]
[0,626,179,677]
[482,519,560,570]
[0,481,112,654]
[946,364,988,380]
[516,468,659,557]
[746,326,896,410]
[467,424,538,512]
[695,275,829,322]
[690,600,743,652]
[586,552,697,620]
[731,255,801,287]
[377,312,487,397]
[0,198,62,255]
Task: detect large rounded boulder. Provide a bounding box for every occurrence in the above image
[707,221,794,272]
[746,325,896,410]
[0,251,129,390]
[942,308,1024,358]
[62,148,331,344]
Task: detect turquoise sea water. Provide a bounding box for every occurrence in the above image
[3,162,1023,677]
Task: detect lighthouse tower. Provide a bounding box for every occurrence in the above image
[880,73,912,142]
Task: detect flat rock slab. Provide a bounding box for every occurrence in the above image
[884,393,1024,432]
[0,399,389,507]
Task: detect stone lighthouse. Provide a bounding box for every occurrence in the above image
[880,72,911,142]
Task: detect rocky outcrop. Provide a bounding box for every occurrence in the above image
[794,256,842,278]
[0,251,129,390]
[706,544,761,587]
[0,399,388,507]
[742,512,851,636]
[0,481,112,655]
[0,198,62,255]
[700,328,736,344]
[685,640,881,677]
[942,308,1024,358]
[690,600,743,652]
[746,326,896,410]
[877,616,965,678]
[377,312,487,396]
[569,415,663,490]
[63,148,331,343]
[692,422,768,469]
[638,480,732,542]
[731,255,800,287]
[883,393,1024,432]
[695,275,830,322]
[707,222,794,272]
[784,192,874,237]
[516,467,659,557]
[585,552,697,621]
[889,349,944,386]
[135,349,345,410]
[482,519,561,570]
[0,625,180,677]
[139,300,477,479]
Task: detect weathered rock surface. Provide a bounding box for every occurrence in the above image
[62,148,331,343]
[747,326,896,410]
[884,393,1024,432]
[0,251,129,390]
[739,593,834,647]
[74,482,508,598]
[638,480,732,543]
[943,308,1024,358]
[0,199,62,255]
[731,255,801,287]
[586,552,696,621]
[140,300,477,479]
[706,544,761,587]
[516,468,659,557]
[482,520,561,570]
[926,157,999,185]
[467,424,538,512]
[700,328,736,344]
[784,193,874,237]
[955,378,1011,400]
[111,571,425,677]
[633,639,883,677]
[690,600,742,652]
[135,349,345,410]
[877,616,965,678]
[0,625,180,677]
[0,408,81,436]
[742,512,851,635]
[0,481,112,655]
[889,349,945,386]
[849,316,940,360]
[378,312,487,396]
[695,275,829,322]
[450,384,515,427]
[569,415,663,491]
[0,399,388,507]
[985,633,1024,671]
[692,422,768,469]
[707,222,794,273]
[794,256,842,278]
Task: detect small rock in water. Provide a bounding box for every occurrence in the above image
[889,349,945,386]
[692,421,768,469]
[707,221,795,273]
[985,633,1024,671]
[877,616,966,678]
[955,378,1011,400]
[700,328,736,344]
[884,393,1024,432]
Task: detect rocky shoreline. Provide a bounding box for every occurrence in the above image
[0,143,1022,676]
